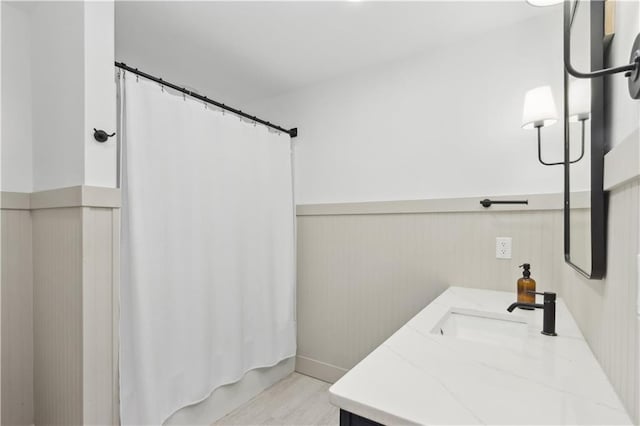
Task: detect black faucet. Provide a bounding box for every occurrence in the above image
[507,291,557,336]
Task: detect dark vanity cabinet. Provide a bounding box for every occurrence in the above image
[340,410,384,426]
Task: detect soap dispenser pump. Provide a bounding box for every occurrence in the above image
[517,263,536,309]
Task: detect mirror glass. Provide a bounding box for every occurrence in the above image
[567,0,592,272]
[564,0,606,279]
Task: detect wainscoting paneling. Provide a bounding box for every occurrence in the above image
[82,207,120,425]
[562,180,640,423]
[296,209,565,380]
[27,188,121,426]
[1,209,33,426]
[32,207,83,425]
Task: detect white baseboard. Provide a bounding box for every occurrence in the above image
[295,356,348,384]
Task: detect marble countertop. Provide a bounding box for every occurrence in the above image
[329,286,633,425]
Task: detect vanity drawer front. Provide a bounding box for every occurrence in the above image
[340,410,384,426]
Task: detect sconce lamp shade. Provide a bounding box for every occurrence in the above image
[522,86,558,129]
[569,79,591,122]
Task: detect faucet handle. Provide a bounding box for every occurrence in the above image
[527,291,557,302]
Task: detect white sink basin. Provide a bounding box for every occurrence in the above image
[431,308,529,347]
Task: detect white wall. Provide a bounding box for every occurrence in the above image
[248,11,577,205]
[1,3,33,193]
[1,1,117,193]
[30,2,85,192]
[84,1,117,189]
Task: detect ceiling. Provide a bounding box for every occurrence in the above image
[115,1,556,104]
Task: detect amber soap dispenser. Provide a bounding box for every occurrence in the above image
[517,263,536,309]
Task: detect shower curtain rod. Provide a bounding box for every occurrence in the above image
[115,62,298,138]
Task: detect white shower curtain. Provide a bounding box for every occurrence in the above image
[119,75,296,425]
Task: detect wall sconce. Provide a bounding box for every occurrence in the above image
[521,86,562,166]
[522,84,588,167]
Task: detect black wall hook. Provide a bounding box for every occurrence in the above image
[94,128,116,143]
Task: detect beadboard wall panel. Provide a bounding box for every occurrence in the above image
[32,207,83,425]
[31,205,121,426]
[81,207,120,425]
[562,180,640,423]
[296,209,565,380]
[1,209,33,426]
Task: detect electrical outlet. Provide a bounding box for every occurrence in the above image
[496,237,512,259]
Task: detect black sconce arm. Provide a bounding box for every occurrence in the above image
[563,1,640,99]
[536,122,585,167]
[565,60,637,80]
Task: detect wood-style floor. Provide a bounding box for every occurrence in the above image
[214,373,339,426]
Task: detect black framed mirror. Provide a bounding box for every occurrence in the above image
[563,0,607,279]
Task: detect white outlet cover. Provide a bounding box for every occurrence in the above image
[496,237,512,259]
